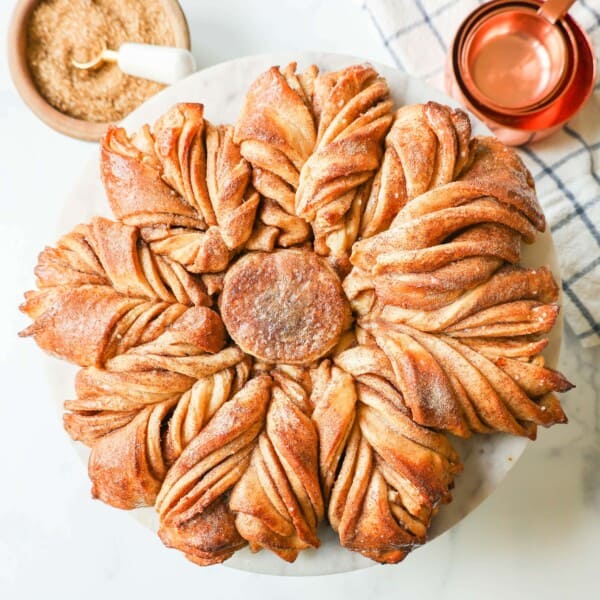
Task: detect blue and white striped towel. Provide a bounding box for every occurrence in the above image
[362,0,600,347]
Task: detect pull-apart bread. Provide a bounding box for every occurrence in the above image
[21,62,572,566]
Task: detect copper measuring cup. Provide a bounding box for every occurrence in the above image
[446,0,597,145]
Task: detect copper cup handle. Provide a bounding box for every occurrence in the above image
[538,0,577,24]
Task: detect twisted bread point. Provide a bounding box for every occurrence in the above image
[64,349,249,440]
[343,263,573,440]
[350,193,535,311]
[297,65,393,262]
[234,63,316,248]
[349,136,544,312]
[235,63,393,263]
[101,104,259,273]
[345,224,523,317]
[334,338,469,437]
[25,217,209,308]
[156,364,324,564]
[360,102,471,238]
[156,376,272,565]
[63,311,247,509]
[230,367,323,561]
[68,351,250,509]
[150,363,323,565]
[311,360,461,563]
[377,266,560,332]
[459,137,546,231]
[21,216,256,509]
[360,321,570,439]
[64,310,245,509]
[353,224,522,311]
[20,219,217,367]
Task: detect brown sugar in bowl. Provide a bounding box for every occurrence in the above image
[7,0,191,142]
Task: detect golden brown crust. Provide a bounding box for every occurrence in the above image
[88,399,176,509]
[356,321,569,439]
[20,285,224,370]
[360,102,472,239]
[20,63,573,569]
[348,132,545,320]
[230,369,323,560]
[101,104,259,274]
[297,65,393,259]
[377,266,559,331]
[311,359,461,563]
[221,250,350,364]
[236,63,393,261]
[70,346,248,510]
[156,376,272,564]
[22,217,210,315]
[234,63,317,249]
[459,137,545,231]
[102,125,201,227]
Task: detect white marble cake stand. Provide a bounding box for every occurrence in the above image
[46,52,563,576]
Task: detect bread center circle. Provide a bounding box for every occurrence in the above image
[220,250,349,364]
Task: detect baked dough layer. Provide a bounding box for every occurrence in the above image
[221,250,349,364]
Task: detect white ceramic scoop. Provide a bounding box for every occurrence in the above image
[72,43,197,84]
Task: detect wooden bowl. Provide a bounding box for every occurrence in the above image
[7,0,191,142]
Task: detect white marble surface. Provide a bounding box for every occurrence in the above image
[1,0,598,597]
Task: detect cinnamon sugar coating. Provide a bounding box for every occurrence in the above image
[221,250,350,364]
[20,63,573,567]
